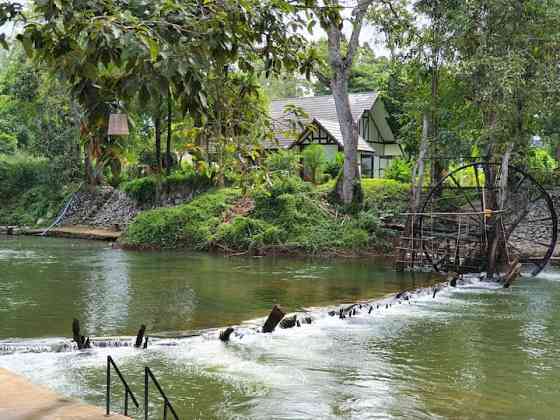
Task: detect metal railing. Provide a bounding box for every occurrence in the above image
[106,355,140,416]
[144,366,179,420]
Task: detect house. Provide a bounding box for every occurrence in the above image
[267,92,401,178]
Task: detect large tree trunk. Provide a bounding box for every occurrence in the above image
[332,78,360,205]
[320,1,372,206]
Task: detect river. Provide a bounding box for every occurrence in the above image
[1,236,559,419]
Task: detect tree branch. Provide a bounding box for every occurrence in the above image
[315,70,330,87]
[344,0,374,70]
[378,0,400,21]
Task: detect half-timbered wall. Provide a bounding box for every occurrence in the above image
[298,126,340,162]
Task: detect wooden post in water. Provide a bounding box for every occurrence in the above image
[72,318,91,349]
[135,325,146,348]
[262,305,285,333]
[219,327,235,342]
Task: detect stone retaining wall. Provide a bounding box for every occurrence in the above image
[62,183,204,229]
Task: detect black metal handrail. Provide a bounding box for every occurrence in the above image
[144,366,179,420]
[106,355,140,416]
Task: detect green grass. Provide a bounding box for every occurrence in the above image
[123,176,404,254]
[122,188,241,249]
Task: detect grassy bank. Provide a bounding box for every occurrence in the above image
[121,177,410,256]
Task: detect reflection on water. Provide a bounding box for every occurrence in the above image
[84,248,131,335]
[1,236,560,419]
[0,236,432,338]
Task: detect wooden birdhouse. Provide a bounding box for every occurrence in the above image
[108,113,129,136]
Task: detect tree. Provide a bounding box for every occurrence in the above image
[19,0,311,188]
[306,0,378,205]
[302,144,326,184]
[442,0,560,276]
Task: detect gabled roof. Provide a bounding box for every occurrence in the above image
[291,119,374,153]
[268,92,379,149]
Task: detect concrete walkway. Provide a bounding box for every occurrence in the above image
[23,225,121,241]
[0,368,129,419]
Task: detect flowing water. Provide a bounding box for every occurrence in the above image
[1,236,560,419]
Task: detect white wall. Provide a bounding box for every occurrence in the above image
[323,144,339,162]
[384,143,401,156]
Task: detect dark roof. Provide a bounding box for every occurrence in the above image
[267,92,378,149]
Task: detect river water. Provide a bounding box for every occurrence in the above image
[1,236,559,419]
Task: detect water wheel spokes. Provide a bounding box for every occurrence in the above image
[415,162,557,277]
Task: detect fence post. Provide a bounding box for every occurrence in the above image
[106,356,111,415]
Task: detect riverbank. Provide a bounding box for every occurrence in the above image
[120,178,408,256]
[0,368,128,419]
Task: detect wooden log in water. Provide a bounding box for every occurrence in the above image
[343,304,358,313]
[72,319,90,350]
[219,327,235,342]
[262,305,285,333]
[135,325,146,348]
[280,315,297,329]
[503,259,522,288]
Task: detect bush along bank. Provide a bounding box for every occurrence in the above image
[121,176,410,256]
[0,154,71,227]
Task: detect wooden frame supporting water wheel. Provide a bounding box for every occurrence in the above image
[398,162,557,277]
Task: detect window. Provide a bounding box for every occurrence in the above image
[360,153,374,178]
[359,113,370,140]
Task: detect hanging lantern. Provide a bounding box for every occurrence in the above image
[108,113,129,136]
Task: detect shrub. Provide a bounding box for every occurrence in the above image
[0,132,17,155]
[123,188,241,249]
[302,144,326,184]
[384,158,413,183]
[264,149,301,176]
[361,178,410,216]
[0,154,51,199]
[124,174,399,254]
[121,176,158,205]
[253,176,310,221]
[122,170,215,205]
[526,148,556,185]
[215,216,284,249]
[324,152,344,178]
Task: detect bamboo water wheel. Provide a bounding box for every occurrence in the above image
[398,162,557,277]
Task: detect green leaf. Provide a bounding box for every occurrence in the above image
[140,34,159,62]
[20,34,34,57]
